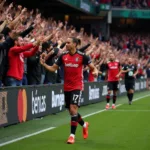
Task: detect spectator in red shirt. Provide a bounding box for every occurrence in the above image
[6,37,40,86]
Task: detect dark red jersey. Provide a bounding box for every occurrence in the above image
[56,51,91,91]
[106,60,120,81]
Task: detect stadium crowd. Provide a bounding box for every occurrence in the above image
[0,0,150,89]
[112,0,150,8]
[90,0,111,5]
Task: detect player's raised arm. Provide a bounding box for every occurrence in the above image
[40,53,59,72]
[82,52,98,77]
[116,65,131,78]
[88,63,99,77]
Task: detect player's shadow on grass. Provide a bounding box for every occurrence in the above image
[75,139,125,149]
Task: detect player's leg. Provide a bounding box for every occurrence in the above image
[68,104,78,142]
[66,90,88,144]
[112,90,117,109]
[105,82,112,109]
[128,81,135,105]
[125,81,134,105]
[112,81,119,109]
[128,89,134,105]
[125,80,130,102]
[72,90,89,139]
[64,91,76,144]
[77,113,89,139]
[127,91,130,102]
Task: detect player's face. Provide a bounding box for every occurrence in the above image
[66,38,74,51]
[128,58,132,64]
[109,54,115,61]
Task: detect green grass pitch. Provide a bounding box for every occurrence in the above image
[0,91,150,150]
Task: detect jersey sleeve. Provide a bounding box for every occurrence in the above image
[53,47,59,56]
[55,54,63,66]
[83,54,91,65]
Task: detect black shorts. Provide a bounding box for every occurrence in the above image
[125,80,135,91]
[107,81,119,91]
[64,90,82,109]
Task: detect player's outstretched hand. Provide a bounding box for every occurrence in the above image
[133,74,136,78]
[92,70,98,78]
[127,69,131,72]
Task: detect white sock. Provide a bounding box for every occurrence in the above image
[112,104,115,106]
[107,103,110,105]
[83,122,86,128]
[70,134,75,138]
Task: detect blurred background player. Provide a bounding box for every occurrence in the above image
[146,63,150,90]
[117,58,138,105]
[105,53,120,109]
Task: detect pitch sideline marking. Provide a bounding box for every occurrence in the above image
[0,127,56,147]
[108,110,150,112]
[83,94,150,118]
[0,94,149,147]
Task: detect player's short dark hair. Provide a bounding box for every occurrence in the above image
[70,37,81,47]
